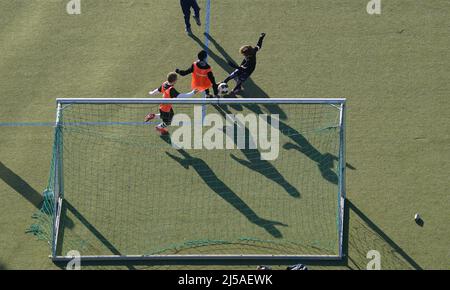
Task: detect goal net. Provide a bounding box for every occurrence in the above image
[30,98,346,261]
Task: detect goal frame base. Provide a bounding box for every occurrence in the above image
[51,254,343,262]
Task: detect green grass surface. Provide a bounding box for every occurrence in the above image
[0,0,449,269]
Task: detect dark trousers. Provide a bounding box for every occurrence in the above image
[224,69,251,92]
[160,108,175,126]
[180,0,200,29]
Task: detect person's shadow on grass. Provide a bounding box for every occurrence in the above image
[283,142,340,185]
[212,104,300,198]
[211,101,355,186]
[283,138,356,185]
[230,151,301,198]
[164,147,287,238]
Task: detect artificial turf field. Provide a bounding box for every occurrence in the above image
[0,0,449,270]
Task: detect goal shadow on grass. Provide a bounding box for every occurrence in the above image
[0,161,42,209]
[53,199,422,269]
[0,160,75,239]
[342,200,422,270]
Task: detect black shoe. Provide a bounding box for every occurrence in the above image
[193,15,201,26]
[185,27,193,35]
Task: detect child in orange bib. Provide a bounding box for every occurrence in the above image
[176,50,218,97]
[144,72,198,135]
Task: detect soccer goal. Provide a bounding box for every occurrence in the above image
[30,97,346,261]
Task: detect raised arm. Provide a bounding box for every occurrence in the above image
[176,89,198,98]
[149,86,162,96]
[175,64,194,76]
[256,32,266,50]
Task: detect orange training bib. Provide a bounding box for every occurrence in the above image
[191,62,212,91]
[159,82,173,112]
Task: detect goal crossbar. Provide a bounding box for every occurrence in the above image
[57,97,346,105]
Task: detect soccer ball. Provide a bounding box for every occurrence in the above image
[218,83,229,96]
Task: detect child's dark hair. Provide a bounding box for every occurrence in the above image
[198,50,208,61]
[167,72,178,83]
